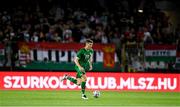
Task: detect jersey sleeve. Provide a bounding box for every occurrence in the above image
[76,49,83,59]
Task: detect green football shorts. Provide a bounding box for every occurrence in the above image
[75,66,86,78]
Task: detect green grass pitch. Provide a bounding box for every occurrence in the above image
[0,90,180,107]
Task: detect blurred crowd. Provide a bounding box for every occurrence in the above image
[0,1,179,45]
[0,0,180,72]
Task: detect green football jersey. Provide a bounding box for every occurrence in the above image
[75,48,93,71]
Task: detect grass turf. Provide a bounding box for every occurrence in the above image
[0,90,180,106]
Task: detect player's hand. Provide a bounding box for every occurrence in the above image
[89,65,93,71]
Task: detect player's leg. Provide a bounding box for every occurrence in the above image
[76,78,82,86]
[61,74,78,85]
[61,66,83,85]
[81,74,88,99]
[81,74,87,94]
[75,66,88,99]
[61,74,68,82]
[67,75,78,84]
[75,66,84,86]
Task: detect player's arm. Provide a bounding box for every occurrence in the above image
[74,56,85,72]
[89,53,93,71]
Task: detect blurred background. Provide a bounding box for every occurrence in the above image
[0,0,180,73]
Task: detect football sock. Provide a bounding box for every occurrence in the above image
[67,76,77,84]
[81,81,86,95]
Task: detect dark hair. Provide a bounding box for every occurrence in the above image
[86,39,93,43]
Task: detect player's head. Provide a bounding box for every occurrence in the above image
[85,39,93,49]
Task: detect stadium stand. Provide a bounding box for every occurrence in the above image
[0,0,179,72]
